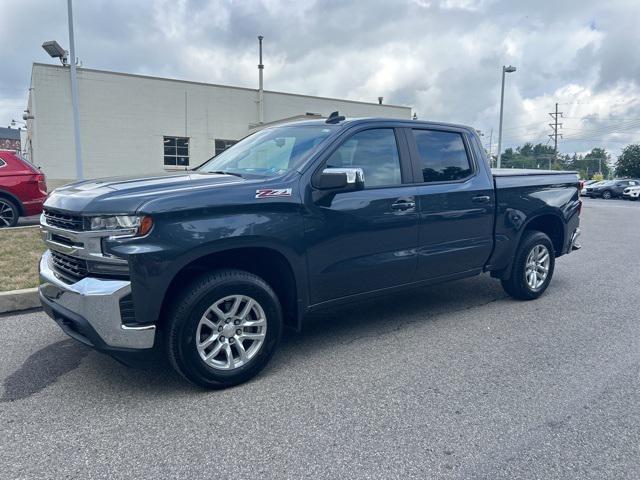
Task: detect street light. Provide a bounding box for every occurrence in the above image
[41,41,68,65]
[496,65,516,169]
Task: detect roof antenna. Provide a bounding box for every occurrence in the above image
[325,111,345,124]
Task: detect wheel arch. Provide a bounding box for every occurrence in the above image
[522,213,565,256]
[0,189,25,216]
[157,245,303,331]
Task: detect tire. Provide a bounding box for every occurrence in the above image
[0,198,19,228]
[601,190,612,200]
[165,269,283,389]
[501,230,555,300]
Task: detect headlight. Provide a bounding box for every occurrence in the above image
[89,215,153,236]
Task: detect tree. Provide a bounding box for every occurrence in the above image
[615,144,640,178]
[569,148,611,179]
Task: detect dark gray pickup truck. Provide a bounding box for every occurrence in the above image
[39,116,582,388]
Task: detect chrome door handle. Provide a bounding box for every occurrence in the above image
[391,200,416,211]
[472,195,491,204]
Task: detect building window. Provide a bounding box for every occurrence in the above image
[164,136,189,167]
[215,139,237,156]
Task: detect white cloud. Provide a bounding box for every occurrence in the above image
[1,0,639,157]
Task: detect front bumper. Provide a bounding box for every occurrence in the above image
[39,250,155,351]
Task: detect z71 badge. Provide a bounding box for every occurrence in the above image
[255,188,292,199]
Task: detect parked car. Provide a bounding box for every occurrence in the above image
[623,185,640,201]
[585,179,640,199]
[0,150,48,227]
[39,116,582,388]
[580,179,601,196]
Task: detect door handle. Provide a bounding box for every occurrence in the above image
[472,195,491,204]
[391,199,416,211]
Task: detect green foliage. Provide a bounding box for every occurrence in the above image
[500,143,560,170]
[568,148,611,179]
[615,144,640,178]
[499,144,612,178]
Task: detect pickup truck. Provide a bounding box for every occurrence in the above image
[39,116,582,388]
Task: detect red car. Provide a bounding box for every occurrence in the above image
[0,150,48,227]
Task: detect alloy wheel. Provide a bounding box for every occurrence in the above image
[524,244,550,291]
[0,200,16,227]
[195,294,267,370]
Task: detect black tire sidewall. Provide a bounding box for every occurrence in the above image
[169,272,282,388]
[505,231,555,300]
[0,199,18,228]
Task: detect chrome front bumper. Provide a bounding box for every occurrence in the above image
[39,250,155,350]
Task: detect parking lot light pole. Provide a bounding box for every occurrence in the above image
[67,0,83,180]
[497,65,516,169]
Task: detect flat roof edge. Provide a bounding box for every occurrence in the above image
[32,63,412,110]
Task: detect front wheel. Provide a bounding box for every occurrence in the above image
[501,231,555,300]
[601,190,612,199]
[165,269,283,389]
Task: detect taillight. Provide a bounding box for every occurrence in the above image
[578,180,584,190]
[35,173,47,193]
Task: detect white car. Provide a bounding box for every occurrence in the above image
[623,185,640,200]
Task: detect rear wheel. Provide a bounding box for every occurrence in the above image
[501,231,555,300]
[0,198,18,228]
[601,190,612,199]
[166,269,283,389]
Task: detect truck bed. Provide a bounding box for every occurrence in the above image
[492,168,579,190]
[491,168,578,177]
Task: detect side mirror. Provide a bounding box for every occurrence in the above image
[317,168,365,191]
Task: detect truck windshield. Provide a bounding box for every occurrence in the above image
[198,125,335,178]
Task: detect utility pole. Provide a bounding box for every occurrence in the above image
[67,0,83,180]
[548,102,562,169]
[257,35,264,124]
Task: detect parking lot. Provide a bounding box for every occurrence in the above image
[1,196,639,479]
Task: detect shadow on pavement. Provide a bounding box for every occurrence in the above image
[1,339,90,402]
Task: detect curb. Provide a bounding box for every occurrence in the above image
[2,225,40,232]
[0,288,40,314]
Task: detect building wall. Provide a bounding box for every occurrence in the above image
[29,63,411,187]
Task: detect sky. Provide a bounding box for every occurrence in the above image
[1,0,639,159]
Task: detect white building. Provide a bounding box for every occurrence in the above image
[26,63,411,187]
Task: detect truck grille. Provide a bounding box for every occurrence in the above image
[51,250,88,282]
[44,208,85,231]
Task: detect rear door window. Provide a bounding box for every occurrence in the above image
[412,130,472,182]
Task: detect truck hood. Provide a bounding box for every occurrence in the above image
[45,171,247,213]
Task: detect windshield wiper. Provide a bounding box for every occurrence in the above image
[208,170,244,178]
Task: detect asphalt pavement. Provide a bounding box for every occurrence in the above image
[1,197,639,479]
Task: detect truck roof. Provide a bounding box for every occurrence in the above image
[276,117,478,133]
